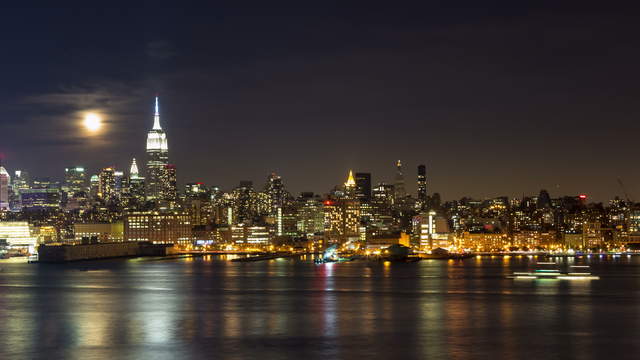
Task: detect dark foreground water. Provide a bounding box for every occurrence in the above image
[1,255,640,360]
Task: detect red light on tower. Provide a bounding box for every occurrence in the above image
[579,194,587,200]
[324,200,333,206]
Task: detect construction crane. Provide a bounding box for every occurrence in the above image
[617,178,633,203]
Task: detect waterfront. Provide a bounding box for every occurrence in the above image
[1,256,640,359]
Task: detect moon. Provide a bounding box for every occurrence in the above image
[83,113,102,132]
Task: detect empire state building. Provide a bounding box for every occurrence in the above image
[146,96,168,200]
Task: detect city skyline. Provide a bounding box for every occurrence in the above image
[1,3,639,202]
[0,95,632,204]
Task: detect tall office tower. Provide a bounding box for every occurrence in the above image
[98,167,116,200]
[232,181,255,223]
[146,96,169,201]
[265,173,286,215]
[344,170,356,198]
[394,160,406,200]
[355,172,372,202]
[296,195,325,235]
[114,171,124,198]
[372,182,394,222]
[12,170,30,195]
[160,164,177,202]
[417,164,427,208]
[0,165,10,210]
[128,158,146,204]
[89,175,99,199]
[64,166,86,195]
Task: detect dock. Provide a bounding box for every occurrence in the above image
[37,242,175,263]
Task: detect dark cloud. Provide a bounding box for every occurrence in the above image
[146,40,177,60]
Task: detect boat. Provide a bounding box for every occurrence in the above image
[419,248,474,260]
[511,262,599,280]
[314,245,353,264]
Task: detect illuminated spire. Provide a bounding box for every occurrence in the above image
[130,158,139,178]
[345,170,356,188]
[152,96,162,130]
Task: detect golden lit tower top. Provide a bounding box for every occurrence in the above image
[345,170,356,188]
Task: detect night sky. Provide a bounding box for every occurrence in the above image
[1,1,638,202]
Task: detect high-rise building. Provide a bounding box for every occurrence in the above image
[114,171,124,198]
[89,175,99,199]
[265,173,286,215]
[146,96,169,201]
[417,164,427,209]
[12,170,30,195]
[98,167,116,200]
[296,195,324,236]
[394,160,406,200]
[128,158,145,204]
[64,166,86,195]
[355,172,371,202]
[124,211,191,244]
[0,165,10,210]
[344,170,356,198]
[161,164,177,203]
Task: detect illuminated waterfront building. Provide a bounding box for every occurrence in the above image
[146,96,169,201]
[74,222,124,243]
[417,210,451,250]
[246,225,269,245]
[123,211,191,244]
[457,232,509,252]
[64,166,86,195]
[0,221,37,249]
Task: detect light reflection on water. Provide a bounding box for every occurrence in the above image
[0,256,638,359]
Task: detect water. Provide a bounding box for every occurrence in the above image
[1,255,639,359]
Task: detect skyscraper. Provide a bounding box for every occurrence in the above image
[146,96,169,201]
[12,170,29,195]
[64,167,86,195]
[161,164,177,203]
[355,172,371,202]
[0,165,10,210]
[128,158,145,205]
[265,173,286,215]
[394,160,406,200]
[114,171,124,198]
[344,170,356,198]
[98,167,115,200]
[417,164,427,208]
